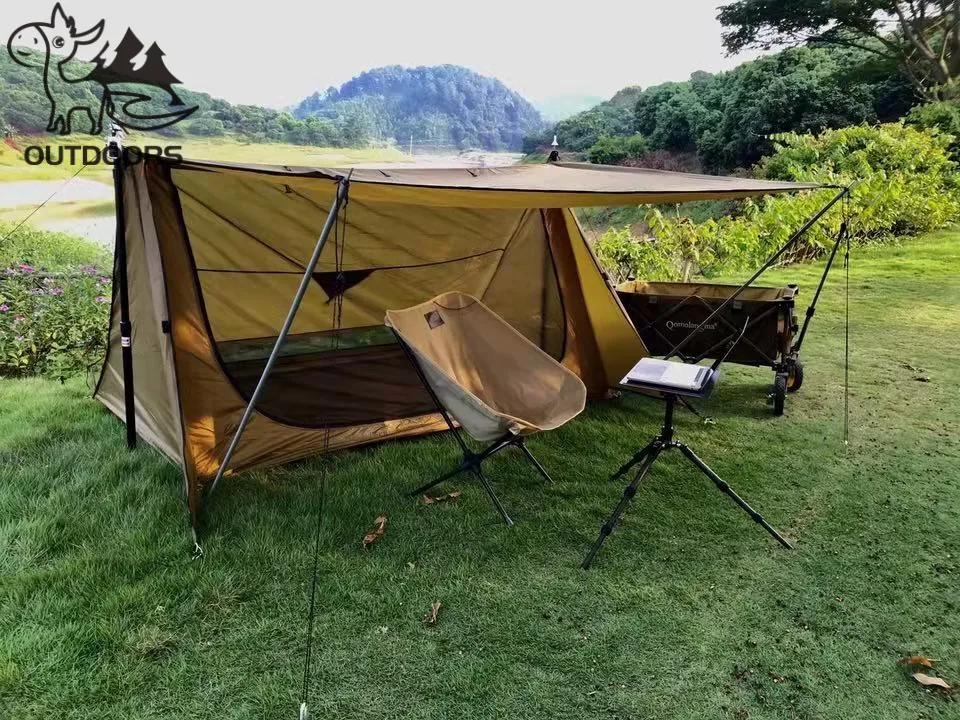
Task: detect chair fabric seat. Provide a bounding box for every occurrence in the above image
[386,292,587,441]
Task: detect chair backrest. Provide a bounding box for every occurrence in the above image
[386,292,586,440]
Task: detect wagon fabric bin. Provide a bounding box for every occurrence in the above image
[385,291,587,525]
[616,280,803,415]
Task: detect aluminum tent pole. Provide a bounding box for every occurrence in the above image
[108,129,137,449]
[206,177,350,500]
[665,184,851,362]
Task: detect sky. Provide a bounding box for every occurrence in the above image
[3,0,763,109]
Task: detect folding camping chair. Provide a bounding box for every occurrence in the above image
[386,292,587,526]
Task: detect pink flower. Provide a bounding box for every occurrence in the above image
[14,315,24,323]
[4,268,16,275]
[83,266,97,275]
[94,295,109,304]
[99,276,111,285]
[18,264,35,273]
[49,287,64,296]
[0,304,8,312]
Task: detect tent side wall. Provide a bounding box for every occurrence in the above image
[561,209,647,385]
[94,164,184,472]
[144,161,449,510]
[102,159,648,512]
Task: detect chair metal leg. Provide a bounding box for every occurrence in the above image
[677,443,793,549]
[582,443,663,569]
[474,467,514,527]
[609,439,658,482]
[516,439,554,484]
[408,461,471,497]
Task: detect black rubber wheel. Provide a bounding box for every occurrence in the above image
[786,359,804,393]
[773,373,787,416]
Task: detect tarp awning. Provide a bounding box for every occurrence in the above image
[170,159,822,208]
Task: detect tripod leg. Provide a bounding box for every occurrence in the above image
[582,444,662,569]
[474,467,514,527]
[609,439,658,482]
[516,440,554,484]
[677,444,793,549]
[408,460,471,497]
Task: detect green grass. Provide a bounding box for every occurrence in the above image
[2,229,959,718]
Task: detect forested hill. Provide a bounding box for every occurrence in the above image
[0,54,542,151]
[293,65,544,151]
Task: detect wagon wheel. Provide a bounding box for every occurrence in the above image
[772,373,787,416]
[786,359,804,393]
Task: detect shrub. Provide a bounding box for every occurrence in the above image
[593,226,678,284]
[587,134,649,165]
[905,101,960,159]
[0,222,109,270]
[593,123,960,281]
[0,226,111,379]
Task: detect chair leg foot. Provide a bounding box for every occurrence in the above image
[583,444,662,569]
[474,468,513,526]
[408,461,470,497]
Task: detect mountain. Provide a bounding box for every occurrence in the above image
[533,94,605,122]
[293,65,545,151]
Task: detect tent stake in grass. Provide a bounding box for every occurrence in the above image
[203,176,351,507]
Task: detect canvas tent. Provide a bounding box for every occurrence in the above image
[93,157,817,523]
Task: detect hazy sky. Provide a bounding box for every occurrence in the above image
[4,0,762,108]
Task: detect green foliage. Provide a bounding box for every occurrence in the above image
[0,222,108,270]
[294,65,544,151]
[535,45,917,170]
[593,226,677,284]
[593,123,960,281]
[586,134,649,165]
[717,0,960,97]
[0,225,110,378]
[524,87,641,153]
[905,100,960,158]
[0,264,110,378]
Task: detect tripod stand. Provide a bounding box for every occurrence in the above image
[582,390,793,569]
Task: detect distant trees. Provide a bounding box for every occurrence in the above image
[527,44,919,171]
[717,1,960,98]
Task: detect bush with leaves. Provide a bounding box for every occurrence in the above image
[587,134,649,165]
[593,123,960,281]
[0,226,111,378]
[905,101,960,159]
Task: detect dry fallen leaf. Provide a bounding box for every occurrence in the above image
[361,514,388,549]
[423,601,442,627]
[900,655,938,669]
[422,490,462,506]
[912,672,951,689]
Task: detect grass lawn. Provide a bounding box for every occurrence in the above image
[0,134,408,184]
[1,229,958,719]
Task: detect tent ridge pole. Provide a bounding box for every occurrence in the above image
[205,177,350,501]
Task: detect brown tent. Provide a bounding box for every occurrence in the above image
[93,157,817,523]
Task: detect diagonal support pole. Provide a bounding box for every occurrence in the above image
[665,185,852,362]
[206,177,350,501]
